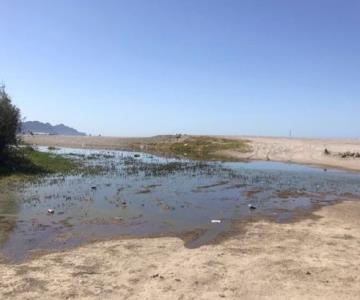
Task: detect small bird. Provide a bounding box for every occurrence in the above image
[47,208,55,214]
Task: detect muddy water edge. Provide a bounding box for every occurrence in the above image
[1,146,360,263]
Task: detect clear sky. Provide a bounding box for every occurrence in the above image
[1,0,359,137]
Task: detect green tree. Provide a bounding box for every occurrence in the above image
[0,85,21,159]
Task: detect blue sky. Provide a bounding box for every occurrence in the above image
[1,0,359,137]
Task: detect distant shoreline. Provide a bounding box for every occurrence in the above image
[22,134,360,172]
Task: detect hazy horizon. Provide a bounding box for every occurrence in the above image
[1,0,359,138]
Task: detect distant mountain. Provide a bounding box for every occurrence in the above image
[22,121,86,136]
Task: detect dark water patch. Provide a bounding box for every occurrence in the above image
[1,147,360,262]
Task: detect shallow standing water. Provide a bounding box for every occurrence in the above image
[1,147,360,262]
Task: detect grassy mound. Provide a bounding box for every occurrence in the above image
[142,136,250,160]
[169,136,249,160]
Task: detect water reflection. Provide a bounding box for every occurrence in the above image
[0,188,19,247]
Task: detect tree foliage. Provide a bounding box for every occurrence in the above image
[0,85,21,158]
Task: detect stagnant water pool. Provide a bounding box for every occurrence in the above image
[1,147,360,261]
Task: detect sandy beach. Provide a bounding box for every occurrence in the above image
[23,134,360,171]
[226,136,360,171]
[1,200,359,299]
[0,134,354,299]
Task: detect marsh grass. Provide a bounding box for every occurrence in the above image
[167,136,250,160]
[0,136,250,180]
[134,136,250,161]
[0,146,78,177]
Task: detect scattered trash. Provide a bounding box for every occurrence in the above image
[47,208,55,214]
[211,219,221,223]
[248,204,256,210]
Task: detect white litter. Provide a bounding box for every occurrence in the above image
[211,219,221,224]
[248,204,256,210]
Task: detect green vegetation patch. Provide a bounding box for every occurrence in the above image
[168,136,250,160]
[0,146,78,177]
[23,147,77,173]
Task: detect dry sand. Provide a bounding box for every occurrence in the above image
[23,134,360,171]
[1,200,359,299]
[224,136,360,171]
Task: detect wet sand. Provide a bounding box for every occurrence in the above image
[1,200,359,299]
[23,135,360,171]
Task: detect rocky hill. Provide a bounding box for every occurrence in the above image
[22,121,86,136]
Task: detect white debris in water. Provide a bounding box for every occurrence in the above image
[248,204,256,209]
[211,219,221,224]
